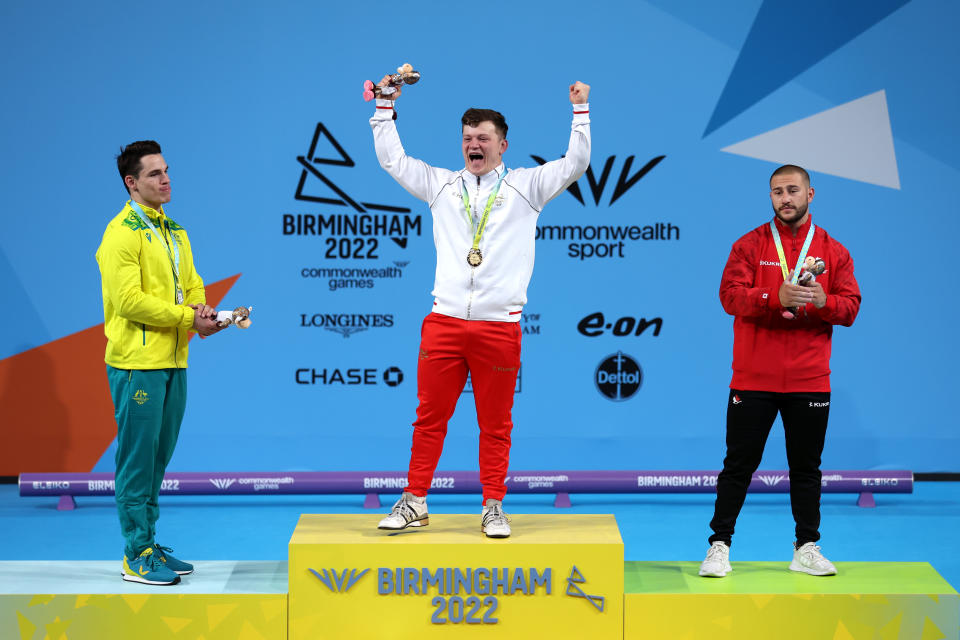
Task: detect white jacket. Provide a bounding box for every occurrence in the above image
[371,100,591,321]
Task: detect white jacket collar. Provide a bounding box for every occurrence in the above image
[463,164,506,189]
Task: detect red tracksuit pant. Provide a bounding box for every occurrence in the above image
[404,313,522,503]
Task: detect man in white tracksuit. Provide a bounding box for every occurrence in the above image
[371,78,591,537]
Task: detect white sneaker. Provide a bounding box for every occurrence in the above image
[481,499,511,538]
[789,542,837,576]
[699,541,732,577]
[377,492,429,530]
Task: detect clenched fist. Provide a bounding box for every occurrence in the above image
[569,81,590,104]
[377,74,400,100]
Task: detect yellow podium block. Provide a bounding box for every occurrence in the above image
[288,514,623,639]
[0,561,287,640]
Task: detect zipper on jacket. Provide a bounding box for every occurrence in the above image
[174,323,180,368]
[466,268,475,319]
[464,175,482,319]
[142,324,146,346]
[163,218,183,369]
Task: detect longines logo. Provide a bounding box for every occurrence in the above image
[310,568,369,593]
[283,122,422,259]
[532,153,679,259]
[577,312,662,338]
[300,313,395,337]
[595,352,642,401]
[295,366,404,386]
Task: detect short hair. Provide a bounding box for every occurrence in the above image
[117,140,162,193]
[770,164,810,187]
[461,108,508,139]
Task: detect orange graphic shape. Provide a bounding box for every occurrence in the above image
[0,274,241,476]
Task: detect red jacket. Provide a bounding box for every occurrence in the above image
[720,215,860,392]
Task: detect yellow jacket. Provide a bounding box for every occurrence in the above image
[96,201,206,369]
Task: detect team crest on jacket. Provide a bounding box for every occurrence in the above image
[453,191,506,208]
[732,394,742,405]
[122,212,148,231]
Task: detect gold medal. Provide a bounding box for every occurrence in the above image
[462,172,504,271]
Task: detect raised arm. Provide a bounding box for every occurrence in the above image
[369,74,442,203]
[524,82,592,210]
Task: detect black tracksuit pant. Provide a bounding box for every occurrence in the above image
[708,389,831,547]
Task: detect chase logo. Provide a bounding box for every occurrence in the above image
[383,367,404,387]
[209,478,237,490]
[310,568,370,593]
[132,389,149,405]
[565,566,604,612]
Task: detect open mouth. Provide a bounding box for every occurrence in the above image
[469,153,483,162]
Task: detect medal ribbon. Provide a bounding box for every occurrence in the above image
[461,171,506,254]
[770,219,816,284]
[129,200,183,301]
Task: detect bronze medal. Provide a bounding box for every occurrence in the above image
[467,248,483,267]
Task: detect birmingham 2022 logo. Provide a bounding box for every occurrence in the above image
[307,564,606,624]
[286,123,420,292]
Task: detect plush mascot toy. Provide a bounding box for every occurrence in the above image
[782,257,826,319]
[363,63,421,101]
[797,256,826,286]
[216,306,253,329]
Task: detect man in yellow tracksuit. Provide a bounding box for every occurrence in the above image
[96,140,222,585]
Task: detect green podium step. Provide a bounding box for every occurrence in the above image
[624,561,959,640]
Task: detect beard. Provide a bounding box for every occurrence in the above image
[773,200,808,225]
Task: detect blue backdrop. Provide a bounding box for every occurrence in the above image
[1,0,956,473]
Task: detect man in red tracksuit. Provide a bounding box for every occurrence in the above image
[699,164,861,578]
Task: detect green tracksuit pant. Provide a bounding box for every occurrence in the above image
[106,366,186,559]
